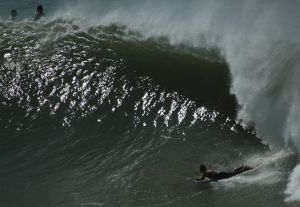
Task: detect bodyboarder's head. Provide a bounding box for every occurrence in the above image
[200,165,207,173]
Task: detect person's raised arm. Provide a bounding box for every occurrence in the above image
[201,172,206,180]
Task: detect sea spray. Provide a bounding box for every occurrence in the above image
[285,165,300,202]
[224,24,300,203]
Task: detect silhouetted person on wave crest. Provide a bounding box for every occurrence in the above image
[9,9,17,21]
[33,5,45,21]
[199,164,253,181]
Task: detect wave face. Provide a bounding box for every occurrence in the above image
[0,20,260,207]
[1,0,300,206]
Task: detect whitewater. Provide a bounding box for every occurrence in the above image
[1,0,300,206]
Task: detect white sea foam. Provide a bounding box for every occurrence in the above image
[285,165,300,202]
[219,150,295,188]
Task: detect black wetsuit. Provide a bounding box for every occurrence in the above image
[213,166,251,181]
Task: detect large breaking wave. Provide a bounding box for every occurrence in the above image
[0,20,254,206]
[53,0,300,202]
[1,0,300,203]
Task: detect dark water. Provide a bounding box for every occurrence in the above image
[1,1,300,207]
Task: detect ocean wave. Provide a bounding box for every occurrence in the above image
[1,0,300,204]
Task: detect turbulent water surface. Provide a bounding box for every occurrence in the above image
[1,0,300,207]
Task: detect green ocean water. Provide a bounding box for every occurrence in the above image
[1,1,300,206]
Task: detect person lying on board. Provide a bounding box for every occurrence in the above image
[199,164,253,181]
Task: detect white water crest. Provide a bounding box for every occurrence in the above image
[285,165,300,202]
